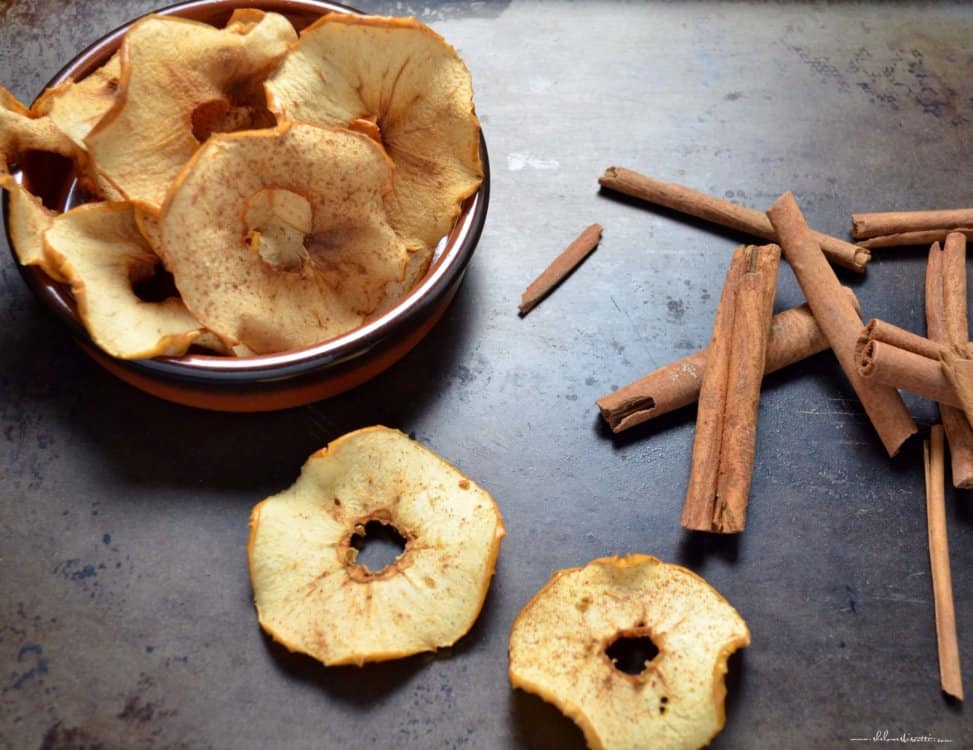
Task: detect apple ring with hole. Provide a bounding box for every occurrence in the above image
[158,120,413,354]
[248,426,505,666]
[84,10,296,213]
[43,201,208,359]
[265,13,484,289]
[509,555,749,750]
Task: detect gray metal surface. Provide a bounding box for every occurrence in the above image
[2,1,971,747]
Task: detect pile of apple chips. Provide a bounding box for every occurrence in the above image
[1,10,483,358]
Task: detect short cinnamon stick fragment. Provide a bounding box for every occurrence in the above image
[597,289,859,432]
[860,228,973,249]
[599,167,870,272]
[857,340,961,408]
[923,425,964,700]
[767,192,917,456]
[518,223,603,316]
[926,237,973,488]
[852,207,973,239]
[682,244,780,534]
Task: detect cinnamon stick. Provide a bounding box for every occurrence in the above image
[682,244,780,534]
[926,238,973,488]
[938,233,973,432]
[597,288,860,432]
[860,228,973,249]
[923,425,964,700]
[852,207,973,239]
[598,167,870,272]
[941,232,969,346]
[854,316,946,384]
[857,340,961,408]
[518,223,603,316]
[767,191,917,456]
[856,319,943,362]
[941,345,973,428]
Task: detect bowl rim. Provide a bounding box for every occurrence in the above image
[4,0,489,386]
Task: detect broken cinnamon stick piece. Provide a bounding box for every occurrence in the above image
[518,223,603,316]
[597,288,860,432]
[682,243,780,534]
[767,191,917,456]
[923,425,964,700]
[859,228,973,249]
[598,167,870,272]
[857,340,961,408]
[926,239,973,488]
[852,207,973,240]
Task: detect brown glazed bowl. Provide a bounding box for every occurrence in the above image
[6,0,489,412]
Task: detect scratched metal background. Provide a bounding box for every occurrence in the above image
[1,1,972,748]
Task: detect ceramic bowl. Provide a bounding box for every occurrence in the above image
[5,0,488,411]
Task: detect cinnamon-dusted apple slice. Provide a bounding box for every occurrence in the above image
[131,207,234,355]
[509,555,749,750]
[43,201,209,359]
[131,205,232,356]
[248,426,505,666]
[159,121,411,353]
[84,10,296,212]
[265,14,483,278]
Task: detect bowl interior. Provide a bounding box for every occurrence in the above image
[8,0,489,386]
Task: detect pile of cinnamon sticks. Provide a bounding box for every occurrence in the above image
[856,233,973,487]
[595,168,973,488]
[591,167,966,699]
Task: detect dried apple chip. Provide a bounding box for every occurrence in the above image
[509,555,749,750]
[29,54,124,200]
[159,121,412,353]
[248,426,505,666]
[1,86,79,276]
[0,86,77,177]
[3,184,61,279]
[84,11,296,212]
[44,201,207,359]
[31,54,121,151]
[265,14,483,269]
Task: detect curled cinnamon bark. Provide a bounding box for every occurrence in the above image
[681,244,780,534]
[597,289,859,432]
[767,191,917,456]
[599,167,870,272]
